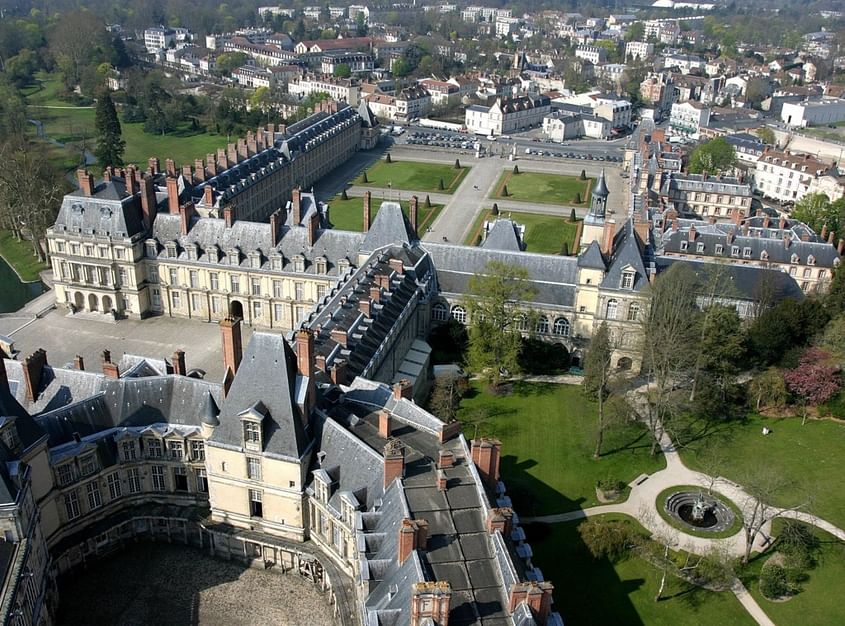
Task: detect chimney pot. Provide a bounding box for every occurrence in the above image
[77,169,95,196]
[172,349,186,376]
[220,317,243,375]
[166,176,180,215]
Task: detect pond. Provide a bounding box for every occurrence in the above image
[0,255,45,313]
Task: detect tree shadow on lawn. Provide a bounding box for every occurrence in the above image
[600,425,655,457]
[502,454,586,518]
[670,413,745,455]
[523,520,646,625]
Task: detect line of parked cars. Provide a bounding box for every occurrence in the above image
[404,131,474,150]
[524,148,622,162]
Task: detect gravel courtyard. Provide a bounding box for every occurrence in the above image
[56,543,335,625]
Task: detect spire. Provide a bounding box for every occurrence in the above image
[593,169,610,198]
[586,169,610,225]
[201,391,220,427]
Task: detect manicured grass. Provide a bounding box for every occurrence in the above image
[464,209,580,255]
[457,382,665,516]
[654,485,744,539]
[742,522,845,626]
[529,514,756,626]
[678,413,845,529]
[354,159,469,193]
[494,171,593,205]
[121,123,227,167]
[326,195,443,232]
[0,231,48,282]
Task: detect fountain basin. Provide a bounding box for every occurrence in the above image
[664,491,736,534]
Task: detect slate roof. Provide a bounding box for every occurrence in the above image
[481,219,523,252]
[213,332,312,461]
[361,203,417,251]
[601,220,653,293]
[577,240,607,270]
[592,169,609,197]
[424,243,579,308]
[52,181,145,239]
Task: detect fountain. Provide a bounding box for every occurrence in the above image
[664,490,736,533]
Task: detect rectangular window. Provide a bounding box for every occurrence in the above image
[86,481,102,510]
[146,439,163,458]
[317,284,327,300]
[173,467,189,491]
[247,457,262,481]
[731,246,739,257]
[65,491,81,520]
[107,473,121,500]
[251,278,261,296]
[211,296,221,314]
[128,468,142,494]
[121,440,136,461]
[115,248,125,259]
[274,304,283,321]
[196,469,208,493]
[743,248,752,258]
[152,289,161,307]
[190,270,199,289]
[191,294,200,311]
[168,441,184,460]
[231,276,241,293]
[715,244,724,254]
[151,465,166,492]
[295,282,304,301]
[252,301,262,319]
[119,267,129,287]
[171,292,181,309]
[273,280,282,298]
[190,440,205,461]
[57,463,74,486]
[80,454,98,476]
[249,489,263,518]
[210,272,219,290]
[803,268,812,278]
[169,268,179,285]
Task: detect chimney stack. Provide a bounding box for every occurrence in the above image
[172,350,186,376]
[369,285,381,303]
[508,582,554,625]
[181,164,193,184]
[220,317,243,375]
[102,349,120,379]
[393,379,413,401]
[206,154,218,177]
[359,297,372,317]
[165,158,176,177]
[601,220,617,255]
[779,216,787,229]
[688,225,697,242]
[383,439,404,489]
[74,355,85,371]
[295,329,315,378]
[330,359,347,385]
[194,159,205,182]
[398,519,417,564]
[410,582,452,626]
[839,239,844,255]
[22,349,48,402]
[409,195,418,234]
[148,157,160,175]
[308,210,319,246]
[224,205,235,228]
[125,165,138,196]
[379,410,391,438]
[140,175,158,230]
[227,143,238,165]
[270,210,281,247]
[179,202,194,236]
[166,176,180,215]
[828,231,835,244]
[363,191,372,231]
[486,507,514,536]
[471,438,502,488]
[217,147,228,170]
[203,185,214,207]
[77,169,95,196]
[292,187,302,225]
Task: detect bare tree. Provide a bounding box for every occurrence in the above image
[583,321,615,458]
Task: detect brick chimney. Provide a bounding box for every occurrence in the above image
[166,176,180,215]
[148,157,160,175]
[265,210,278,247]
[437,450,455,469]
[415,519,429,550]
[730,207,742,225]
[389,258,404,274]
[220,317,243,375]
[828,231,835,244]
[508,582,554,625]
[330,327,348,348]
[172,350,186,376]
[165,158,176,177]
[217,147,228,170]
[140,175,157,230]
[77,169,94,196]
[409,195,419,234]
[486,507,514,536]
[393,379,413,400]
[471,438,502,488]
[839,239,844,255]
[237,138,247,161]
[398,519,417,564]
[291,187,302,225]
[224,205,234,228]
[22,349,48,402]
[363,191,372,231]
[125,165,138,196]
[194,159,205,182]
[601,220,617,255]
[181,164,193,184]
[821,225,828,240]
[779,216,787,229]
[410,582,452,626]
[688,225,697,242]
[369,285,381,303]
[437,470,448,491]
[330,359,347,385]
[227,143,238,165]
[296,329,315,378]
[203,185,214,207]
[308,210,319,246]
[74,355,84,371]
[179,202,194,235]
[359,297,372,317]
[102,350,120,379]
[383,439,404,489]
[379,411,391,438]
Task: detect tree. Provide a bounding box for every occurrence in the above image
[362,171,369,183]
[425,194,432,208]
[341,188,349,201]
[491,203,499,216]
[427,373,468,422]
[93,90,125,167]
[464,261,536,389]
[691,304,745,402]
[570,208,576,222]
[688,137,737,174]
[386,153,392,164]
[578,518,643,561]
[748,368,789,412]
[561,242,569,256]
[454,158,461,169]
[49,11,109,88]
[755,127,776,145]
[214,52,248,75]
[580,169,586,180]
[513,164,519,174]
[638,263,700,455]
[790,193,836,234]
[575,192,581,204]
[584,322,614,458]
[439,178,445,190]
[333,63,352,78]
[784,347,841,424]
[625,22,646,42]
[747,299,830,365]
[501,184,509,197]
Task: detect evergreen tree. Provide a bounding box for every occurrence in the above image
[561,241,569,255]
[513,164,520,174]
[425,194,432,208]
[454,158,461,169]
[94,90,125,167]
[580,169,586,180]
[570,208,576,222]
[492,203,499,215]
[386,153,392,163]
[575,192,582,204]
[502,185,509,197]
[439,177,445,190]
[341,188,349,200]
[583,322,613,457]
[362,171,369,183]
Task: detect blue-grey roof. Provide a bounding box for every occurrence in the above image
[481,219,523,252]
[577,240,607,270]
[592,169,609,198]
[52,181,145,239]
[362,202,417,251]
[601,220,652,292]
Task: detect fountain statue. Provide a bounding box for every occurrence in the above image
[690,492,709,522]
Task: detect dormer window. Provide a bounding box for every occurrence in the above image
[761,250,769,261]
[808,255,816,266]
[293,255,305,273]
[79,453,98,476]
[696,242,705,253]
[731,246,740,257]
[165,242,178,258]
[338,258,350,274]
[680,241,689,251]
[315,256,328,274]
[206,245,220,262]
[249,251,262,268]
[228,248,241,266]
[240,402,267,452]
[185,243,198,261]
[620,271,635,290]
[270,254,282,271]
[244,422,261,448]
[743,247,752,258]
[791,253,799,264]
[0,425,19,451]
[314,471,330,503]
[715,244,724,254]
[145,241,159,258]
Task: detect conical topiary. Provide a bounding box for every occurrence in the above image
[502,185,509,197]
[425,194,432,208]
[513,164,520,174]
[561,241,570,256]
[569,208,576,222]
[580,169,586,180]
[454,158,461,169]
[492,203,499,216]
[386,153,392,163]
[362,171,369,183]
[575,192,582,204]
[439,177,445,190]
[341,188,349,200]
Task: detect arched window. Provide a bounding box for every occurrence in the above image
[553,317,570,337]
[760,250,769,261]
[606,299,619,320]
[536,315,549,334]
[515,313,529,332]
[451,305,467,324]
[432,302,448,322]
[627,302,641,321]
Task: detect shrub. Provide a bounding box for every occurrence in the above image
[341,188,349,200]
[502,185,509,197]
[455,158,461,169]
[580,169,586,180]
[439,177,445,190]
[425,194,432,208]
[386,153,392,163]
[561,241,569,256]
[778,521,819,571]
[578,519,643,562]
[492,203,499,216]
[362,171,369,183]
[513,164,520,174]
[596,478,624,492]
[569,208,576,222]
[760,563,792,599]
[575,192,582,204]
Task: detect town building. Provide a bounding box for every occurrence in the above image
[780,97,845,128]
[543,109,611,141]
[288,75,361,106]
[669,101,711,137]
[465,95,552,136]
[659,173,754,221]
[575,45,607,65]
[625,41,655,61]
[754,148,833,204]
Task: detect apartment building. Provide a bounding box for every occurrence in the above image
[659,173,753,221]
[754,148,832,204]
[288,75,361,105]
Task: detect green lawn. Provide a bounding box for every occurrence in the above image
[354,159,469,193]
[464,209,580,255]
[327,195,443,232]
[457,382,666,516]
[742,522,845,626]
[677,413,845,529]
[529,514,756,626]
[0,231,48,282]
[494,171,593,206]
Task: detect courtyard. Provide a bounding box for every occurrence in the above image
[326,194,443,232]
[463,209,581,254]
[56,543,334,625]
[353,158,470,193]
[493,171,594,206]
